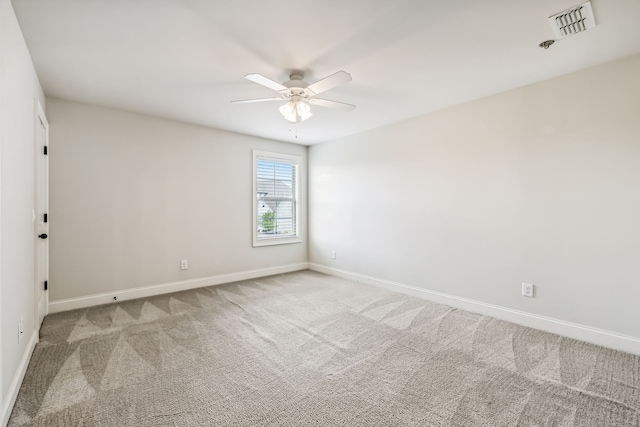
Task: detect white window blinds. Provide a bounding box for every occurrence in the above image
[253,151,301,246]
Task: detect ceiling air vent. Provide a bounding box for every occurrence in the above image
[548,1,596,39]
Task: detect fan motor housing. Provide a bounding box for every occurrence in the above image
[283,74,309,89]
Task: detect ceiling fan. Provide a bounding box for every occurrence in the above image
[232,71,355,123]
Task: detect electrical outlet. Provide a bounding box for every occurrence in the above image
[180,259,188,270]
[18,318,24,344]
[522,282,534,297]
[331,251,336,259]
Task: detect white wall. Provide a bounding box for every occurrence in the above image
[309,54,640,341]
[46,98,307,304]
[0,0,46,422]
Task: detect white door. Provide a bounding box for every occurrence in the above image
[35,102,49,330]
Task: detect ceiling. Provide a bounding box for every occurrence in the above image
[12,0,640,145]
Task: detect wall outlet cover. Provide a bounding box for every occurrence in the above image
[522,282,534,297]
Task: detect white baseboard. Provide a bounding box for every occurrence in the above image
[2,330,37,427]
[309,263,640,356]
[49,263,309,313]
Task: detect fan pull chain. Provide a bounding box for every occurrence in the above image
[288,125,299,139]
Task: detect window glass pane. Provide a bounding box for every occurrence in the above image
[274,180,293,198]
[276,201,292,217]
[256,180,274,196]
[275,218,294,234]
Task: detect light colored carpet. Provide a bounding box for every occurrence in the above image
[8,270,640,426]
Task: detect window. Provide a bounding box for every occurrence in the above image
[253,150,302,246]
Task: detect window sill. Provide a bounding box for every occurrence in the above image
[253,237,303,247]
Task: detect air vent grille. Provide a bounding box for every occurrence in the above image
[549,1,596,39]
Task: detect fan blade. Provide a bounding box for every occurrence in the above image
[305,71,352,96]
[231,97,283,104]
[308,98,356,111]
[245,73,287,92]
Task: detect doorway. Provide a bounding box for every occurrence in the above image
[34,101,49,330]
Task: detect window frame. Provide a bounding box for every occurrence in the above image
[252,150,303,247]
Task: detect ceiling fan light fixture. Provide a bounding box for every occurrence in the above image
[279,100,312,123]
[279,101,297,122]
[297,102,312,120]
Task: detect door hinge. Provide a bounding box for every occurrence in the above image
[44,213,48,223]
[44,146,48,155]
[44,280,48,291]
